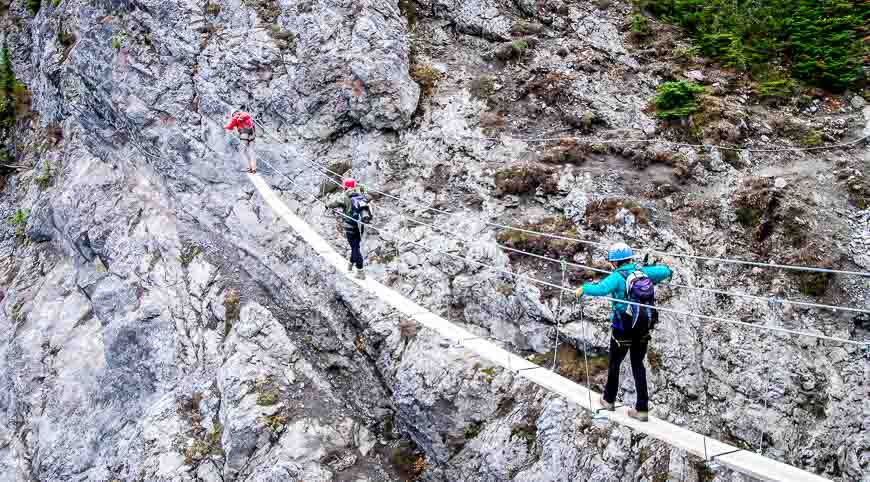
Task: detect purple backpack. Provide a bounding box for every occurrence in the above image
[619,267,658,331]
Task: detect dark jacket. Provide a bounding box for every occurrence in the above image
[327,190,366,236]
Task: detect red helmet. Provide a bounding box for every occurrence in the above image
[342,178,356,189]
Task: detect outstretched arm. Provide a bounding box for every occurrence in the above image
[224,117,239,130]
[577,273,620,298]
[642,265,673,283]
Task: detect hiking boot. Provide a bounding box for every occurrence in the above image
[600,398,615,411]
[347,262,354,272]
[627,409,648,422]
[355,268,366,280]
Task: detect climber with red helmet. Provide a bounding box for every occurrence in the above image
[575,242,672,422]
[327,178,373,280]
[225,109,257,173]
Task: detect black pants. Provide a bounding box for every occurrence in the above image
[346,230,363,269]
[603,334,649,412]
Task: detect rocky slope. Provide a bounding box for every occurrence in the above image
[0,0,868,480]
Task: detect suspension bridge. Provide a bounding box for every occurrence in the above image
[247,161,868,481]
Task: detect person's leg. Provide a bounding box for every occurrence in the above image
[248,140,256,172]
[629,339,650,412]
[345,232,357,269]
[346,231,363,269]
[603,336,629,405]
[243,141,256,172]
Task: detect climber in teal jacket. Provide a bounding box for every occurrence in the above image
[574,242,672,422]
[577,256,672,327]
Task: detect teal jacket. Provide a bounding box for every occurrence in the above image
[582,263,673,322]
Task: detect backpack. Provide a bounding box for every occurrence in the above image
[349,195,373,228]
[618,266,658,333]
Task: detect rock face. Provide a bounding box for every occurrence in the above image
[0,0,868,481]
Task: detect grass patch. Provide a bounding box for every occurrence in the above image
[493,165,558,196]
[479,366,497,383]
[653,81,704,120]
[528,345,609,384]
[635,0,869,91]
[496,216,584,258]
[254,378,279,406]
[801,129,822,147]
[259,412,289,434]
[584,198,650,230]
[735,207,762,227]
[796,272,832,297]
[205,1,220,15]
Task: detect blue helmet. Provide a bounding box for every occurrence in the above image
[607,242,634,262]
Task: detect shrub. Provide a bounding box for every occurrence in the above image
[0,48,28,127]
[495,39,531,61]
[9,208,28,237]
[35,162,52,190]
[57,30,75,48]
[653,80,704,119]
[223,288,241,336]
[51,0,61,6]
[398,0,417,29]
[411,64,441,98]
[630,13,652,36]
[756,78,796,101]
[27,0,40,14]
[178,244,201,267]
[493,165,558,196]
[635,0,869,91]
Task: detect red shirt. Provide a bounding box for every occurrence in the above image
[225,112,254,131]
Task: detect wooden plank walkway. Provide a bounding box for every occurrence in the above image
[249,173,831,482]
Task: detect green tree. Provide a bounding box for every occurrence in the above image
[635,0,869,91]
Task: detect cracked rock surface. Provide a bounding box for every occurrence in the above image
[0,0,868,480]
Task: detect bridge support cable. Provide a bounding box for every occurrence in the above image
[261,153,870,347]
[294,152,870,316]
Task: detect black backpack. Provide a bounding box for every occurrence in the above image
[349,195,373,227]
[618,267,658,333]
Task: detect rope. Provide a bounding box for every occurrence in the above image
[256,155,870,347]
[291,148,870,278]
[580,298,593,410]
[204,85,870,278]
[289,153,870,315]
[552,259,567,371]
[446,131,870,153]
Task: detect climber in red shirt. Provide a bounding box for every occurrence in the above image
[225,109,257,173]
